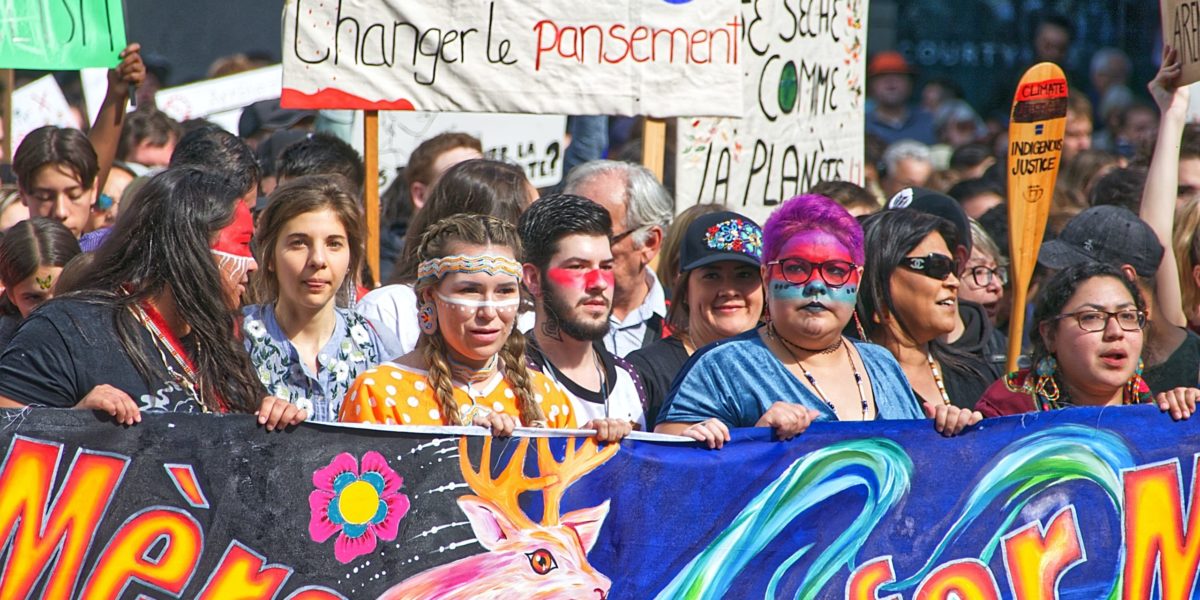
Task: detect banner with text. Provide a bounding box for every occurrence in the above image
[675,0,867,223]
[0,0,126,69]
[1163,0,1200,87]
[3,405,1200,598]
[280,0,743,117]
[376,112,567,191]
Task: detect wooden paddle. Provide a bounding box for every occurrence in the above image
[1005,63,1068,373]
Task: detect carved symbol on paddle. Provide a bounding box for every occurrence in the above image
[1023,185,1045,204]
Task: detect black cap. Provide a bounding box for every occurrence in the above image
[887,187,973,258]
[1038,205,1163,276]
[679,211,763,272]
[238,99,316,139]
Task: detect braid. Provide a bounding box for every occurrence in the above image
[499,328,545,426]
[420,334,461,424]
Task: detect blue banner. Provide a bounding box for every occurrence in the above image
[0,405,1198,598]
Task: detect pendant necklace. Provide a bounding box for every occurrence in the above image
[771,324,870,421]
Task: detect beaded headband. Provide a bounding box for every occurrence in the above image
[417,254,523,282]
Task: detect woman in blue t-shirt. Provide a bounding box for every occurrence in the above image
[656,194,982,448]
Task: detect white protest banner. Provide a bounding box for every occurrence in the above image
[674,0,868,223]
[281,0,742,118]
[155,65,283,127]
[12,75,77,151]
[375,112,566,191]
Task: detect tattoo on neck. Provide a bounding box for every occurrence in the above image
[540,316,563,342]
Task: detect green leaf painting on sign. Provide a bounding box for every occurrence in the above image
[0,0,127,69]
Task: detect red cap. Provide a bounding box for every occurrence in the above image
[868,51,915,77]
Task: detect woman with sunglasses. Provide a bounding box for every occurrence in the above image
[656,195,979,449]
[977,262,1199,418]
[859,209,994,411]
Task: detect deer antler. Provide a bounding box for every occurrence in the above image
[458,436,553,530]
[536,437,619,525]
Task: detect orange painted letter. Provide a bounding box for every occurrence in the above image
[196,541,292,599]
[0,438,128,599]
[82,507,203,599]
[915,559,1002,600]
[847,556,903,600]
[1001,506,1085,600]
[1123,459,1200,600]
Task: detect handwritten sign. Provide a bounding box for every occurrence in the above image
[12,75,77,152]
[155,65,284,130]
[1164,0,1200,86]
[0,0,126,69]
[281,0,743,118]
[377,112,566,191]
[674,0,867,223]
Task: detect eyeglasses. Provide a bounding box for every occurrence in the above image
[898,253,959,281]
[1050,309,1146,332]
[966,265,1008,287]
[611,226,647,245]
[767,258,858,286]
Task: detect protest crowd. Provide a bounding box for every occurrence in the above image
[3,11,1200,455]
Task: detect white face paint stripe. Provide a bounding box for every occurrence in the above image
[434,292,521,309]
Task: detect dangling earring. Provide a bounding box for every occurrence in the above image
[418,301,438,335]
[853,310,868,341]
[1126,357,1147,404]
[1033,355,1060,410]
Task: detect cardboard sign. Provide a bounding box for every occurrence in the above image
[1006,63,1067,371]
[1163,0,1200,87]
[3,406,1200,597]
[673,0,867,223]
[280,0,743,118]
[376,111,567,191]
[0,0,126,69]
[11,75,77,152]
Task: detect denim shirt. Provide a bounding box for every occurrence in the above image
[242,304,383,423]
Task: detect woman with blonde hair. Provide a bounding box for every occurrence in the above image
[340,214,575,434]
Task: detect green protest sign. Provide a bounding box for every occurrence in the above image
[0,0,127,69]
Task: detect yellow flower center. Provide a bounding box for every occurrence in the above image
[338,480,380,525]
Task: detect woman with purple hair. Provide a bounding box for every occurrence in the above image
[655,194,980,448]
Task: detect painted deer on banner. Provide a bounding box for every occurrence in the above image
[379,436,619,600]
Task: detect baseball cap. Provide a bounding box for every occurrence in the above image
[868,51,915,77]
[679,211,764,272]
[887,187,973,258]
[1038,205,1163,277]
[238,99,316,139]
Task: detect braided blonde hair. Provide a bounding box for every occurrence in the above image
[415,214,545,426]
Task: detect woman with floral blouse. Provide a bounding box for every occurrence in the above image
[242,175,383,422]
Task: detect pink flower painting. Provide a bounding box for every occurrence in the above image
[309,451,410,563]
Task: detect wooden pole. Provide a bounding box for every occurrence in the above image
[2,69,12,165]
[1005,63,1068,372]
[642,118,667,182]
[364,110,381,287]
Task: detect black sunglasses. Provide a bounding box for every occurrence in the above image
[899,253,959,281]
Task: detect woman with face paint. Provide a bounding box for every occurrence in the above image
[0,218,81,350]
[656,195,979,449]
[977,262,1200,420]
[858,209,994,413]
[628,210,765,426]
[0,168,306,432]
[340,214,576,434]
[243,175,384,423]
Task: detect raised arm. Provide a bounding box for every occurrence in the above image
[89,43,146,194]
[1141,45,1191,327]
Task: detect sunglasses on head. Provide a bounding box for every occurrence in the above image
[899,253,959,281]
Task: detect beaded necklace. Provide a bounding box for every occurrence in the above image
[926,352,951,405]
[770,324,870,421]
[131,303,212,412]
